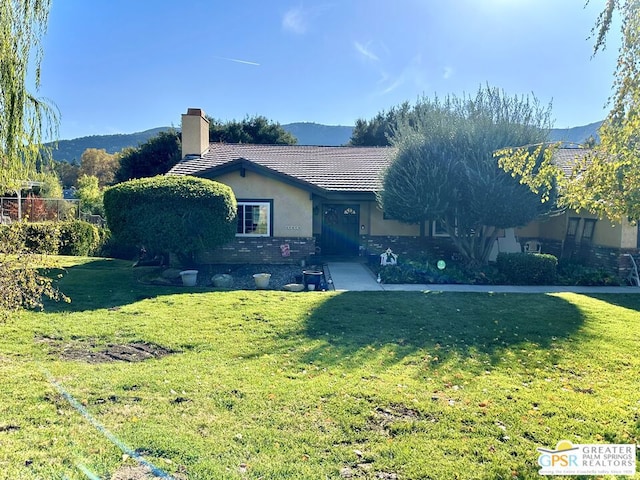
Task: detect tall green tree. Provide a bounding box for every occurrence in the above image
[349,103,411,146]
[115,130,181,182]
[115,116,297,183]
[208,115,297,145]
[380,87,554,265]
[500,1,640,222]
[53,159,80,188]
[0,0,58,192]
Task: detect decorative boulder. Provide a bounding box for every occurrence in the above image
[161,268,182,280]
[212,274,233,288]
[283,283,305,292]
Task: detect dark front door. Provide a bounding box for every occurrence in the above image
[321,204,360,256]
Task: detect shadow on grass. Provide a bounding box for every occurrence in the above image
[299,291,586,369]
[44,258,195,312]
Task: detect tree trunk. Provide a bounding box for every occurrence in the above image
[445,222,501,266]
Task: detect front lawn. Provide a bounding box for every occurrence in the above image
[1,257,638,479]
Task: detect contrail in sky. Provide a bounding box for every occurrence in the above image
[214,55,260,66]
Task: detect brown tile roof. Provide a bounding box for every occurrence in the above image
[551,147,591,177]
[168,143,395,192]
[168,144,591,192]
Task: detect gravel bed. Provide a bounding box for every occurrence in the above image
[198,264,329,290]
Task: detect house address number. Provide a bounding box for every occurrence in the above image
[286,226,301,230]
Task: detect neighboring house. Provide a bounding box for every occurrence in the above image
[169,108,639,276]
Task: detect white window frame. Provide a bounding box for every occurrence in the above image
[432,220,450,237]
[236,201,271,237]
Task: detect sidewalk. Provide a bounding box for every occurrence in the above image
[325,262,640,294]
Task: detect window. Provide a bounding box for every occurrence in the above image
[236,201,271,236]
[582,219,597,240]
[431,220,457,237]
[566,217,580,237]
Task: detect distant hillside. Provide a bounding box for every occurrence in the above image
[549,121,602,144]
[283,122,603,147]
[47,120,603,164]
[282,122,353,146]
[46,127,172,163]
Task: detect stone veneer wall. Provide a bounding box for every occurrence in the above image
[562,243,639,278]
[360,235,459,261]
[197,237,316,264]
[528,237,639,279]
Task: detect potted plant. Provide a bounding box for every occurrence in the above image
[179,270,198,287]
[253,273,271,289]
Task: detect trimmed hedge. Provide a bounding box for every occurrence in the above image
[0,221,104,256]
[103,175,237,265]
[59,221,102,256]
[496,252,558,285]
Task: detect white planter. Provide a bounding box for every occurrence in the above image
[307,284,316,291]
[179,270,198,287]
[253,273,271,289]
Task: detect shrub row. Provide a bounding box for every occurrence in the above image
[496,252,558,285]
[378,260,469,285]
[0,221,106,256]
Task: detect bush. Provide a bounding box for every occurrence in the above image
[0,227,69,320]
[103,175,237,266]
[0,221,105,256]
[378,259,468,284]
[18,222,61,254]
[557,260,622,286]
[98,229,139,260]
[59,221,101,256]
[496,252,558,285]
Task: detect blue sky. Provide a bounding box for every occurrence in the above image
[39,0,620,140]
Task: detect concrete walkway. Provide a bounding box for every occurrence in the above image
[326,262,640,294]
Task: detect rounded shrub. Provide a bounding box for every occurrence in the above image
[103,175,237,265]
[496,252,558,285]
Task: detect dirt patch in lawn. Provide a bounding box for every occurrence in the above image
[36,336,174,363]
[367,403,437,436]
[111,465,187,480]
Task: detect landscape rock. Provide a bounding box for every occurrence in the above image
[212,274,233,288]
[161,268,182,280]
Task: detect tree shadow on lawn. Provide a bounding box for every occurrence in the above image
[299,291,586,369]
[44,258,196,312]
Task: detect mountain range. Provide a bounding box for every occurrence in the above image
[46,121,602,163]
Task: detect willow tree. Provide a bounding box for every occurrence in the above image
[0,0,63,319]
[0,0,58,192]
[379,87,554,265]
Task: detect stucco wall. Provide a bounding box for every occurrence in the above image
[515,220,541,238]
[621,218,638,249]
[215,171,313,237]
[369,204,421,236]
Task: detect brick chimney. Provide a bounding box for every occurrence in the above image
[181,108,210,159]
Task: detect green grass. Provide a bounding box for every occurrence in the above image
[1,257,639,479]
